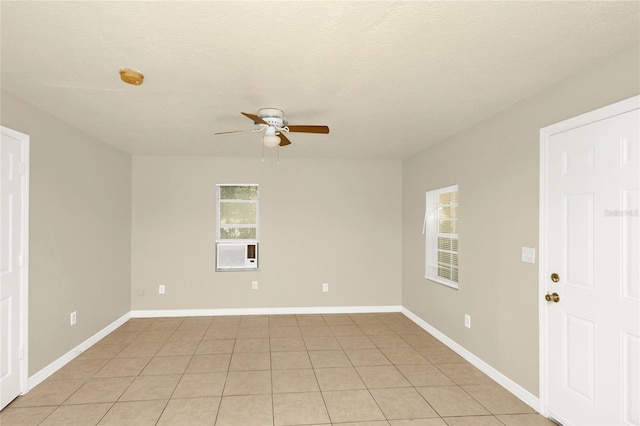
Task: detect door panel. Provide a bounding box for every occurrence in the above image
[563,313,595,402]
[564,192,595,289]
[622,189,639,301]
[623,332,639,425]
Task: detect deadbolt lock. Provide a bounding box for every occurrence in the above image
[551,273,560,283]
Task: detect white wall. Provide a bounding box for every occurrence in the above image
[131,156,402,311]
[1,91,132,375]
[401,44,640,396]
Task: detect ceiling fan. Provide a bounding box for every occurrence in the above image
[215,108,329,147]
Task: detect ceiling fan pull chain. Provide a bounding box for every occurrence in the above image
[277,146,280,165]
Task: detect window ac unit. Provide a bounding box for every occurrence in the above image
[216,242,258,271]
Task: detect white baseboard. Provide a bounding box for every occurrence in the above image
[27,311,131,391]
[402,307,541,413]
[130,305,403,318]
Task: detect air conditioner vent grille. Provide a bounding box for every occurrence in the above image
[216,242,258,271]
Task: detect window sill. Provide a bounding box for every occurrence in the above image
[425,275,459,290]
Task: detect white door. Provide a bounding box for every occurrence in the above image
[541,97,639,426]
[0,126,29,410]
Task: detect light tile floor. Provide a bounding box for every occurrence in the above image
[1,313,557,426]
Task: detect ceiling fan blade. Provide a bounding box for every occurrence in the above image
[241,112,269,126]
[278,132,292,146]
[287,125,330,134]
[214,129,262,136]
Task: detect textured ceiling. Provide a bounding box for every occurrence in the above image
[1,1,639,160]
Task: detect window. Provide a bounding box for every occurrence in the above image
[216,184,259,241]
[216,184,259,271]
[425,185,459,289]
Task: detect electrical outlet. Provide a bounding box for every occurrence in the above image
[252,281,258,290]
[159,285,165,294]
[70,311,77,326]
[322,283,329,292]
[464,314,471,329]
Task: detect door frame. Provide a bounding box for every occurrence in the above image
[1,126,30,399]
[538,95,640,419]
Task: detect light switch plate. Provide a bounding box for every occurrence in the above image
[521,247,536,264]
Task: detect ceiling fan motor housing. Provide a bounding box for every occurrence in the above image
[258,108,287,127]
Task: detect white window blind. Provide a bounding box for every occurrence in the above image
[425,185,459,289]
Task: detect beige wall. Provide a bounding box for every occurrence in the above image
[1,91,132,375]
[131,156,402,310]
[401,43,640,396]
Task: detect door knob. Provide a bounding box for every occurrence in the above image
[545,292,560,303]
[551,273,560,282]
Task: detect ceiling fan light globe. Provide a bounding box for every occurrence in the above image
[263,134,281,148]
